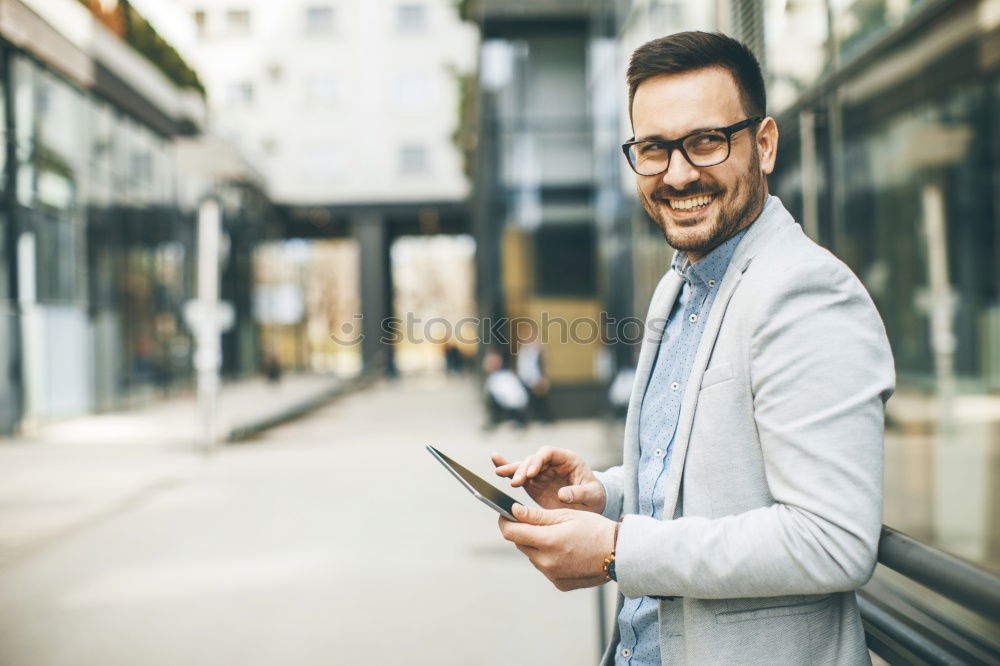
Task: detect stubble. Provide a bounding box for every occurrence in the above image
[642,146,766,256]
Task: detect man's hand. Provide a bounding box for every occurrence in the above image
[492,447,606,513]
[498,504,616,591]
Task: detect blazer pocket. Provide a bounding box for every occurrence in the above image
[700,361,734,390]
[715,597,831,624]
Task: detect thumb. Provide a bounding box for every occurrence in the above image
[512,503,562,525]
[558,482,602,506]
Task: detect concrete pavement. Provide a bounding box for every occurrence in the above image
[0,375,622,666]
[0,373,345,570]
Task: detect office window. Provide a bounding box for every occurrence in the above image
[397,4,426,32]
[304,75,337,106]
[193,9,208,38]
[226,9,251,36]
[395,73,431,110]
[302,141,342,179]
[36,217,84,303]
[534,225,596,296]
[305,5,334,34]
[400,144,428,173]
[227,82,254,104]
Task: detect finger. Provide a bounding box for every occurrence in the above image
[491,452,510,467]
[524,446,557,478]
[513,450,553,485]
[493,462,518,478]
[502,523,544,548]
[524,446,577,480]
[558,482,602,506]
[511,455,535,486]
[499,511,516,535]
[500,512,548,548]
[512,502,565,526]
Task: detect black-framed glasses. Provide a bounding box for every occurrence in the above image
[621,117,762,176]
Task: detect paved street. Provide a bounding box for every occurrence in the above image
[0,376,620,666]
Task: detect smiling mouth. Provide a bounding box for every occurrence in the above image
[664,193,716,211]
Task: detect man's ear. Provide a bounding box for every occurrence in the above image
[756,116,779,176]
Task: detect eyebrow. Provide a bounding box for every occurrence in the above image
[635,125,720,142]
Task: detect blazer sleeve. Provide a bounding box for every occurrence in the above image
[594,465,625,520]
[614,258,895,599]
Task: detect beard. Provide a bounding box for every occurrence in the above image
[640,147,767,256]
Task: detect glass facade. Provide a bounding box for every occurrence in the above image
[2,50,266,424]
[477,29,605,396]
[769,4,1000,574]
[830,0,932,61]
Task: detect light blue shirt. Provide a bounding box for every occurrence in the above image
[615,227,749,666]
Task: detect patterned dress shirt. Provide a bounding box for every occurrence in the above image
[614,226,750,665]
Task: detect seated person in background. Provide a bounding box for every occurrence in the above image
[482,349,529,429]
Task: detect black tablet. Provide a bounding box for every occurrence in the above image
[427,444,522,521]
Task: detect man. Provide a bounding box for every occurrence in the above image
[493,31,894,665]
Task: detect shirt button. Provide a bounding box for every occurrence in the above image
[654,448,663,457]
[688,313,698,323]
[670,382,679,391]
[622,647,632,658]
[708,279,716,287]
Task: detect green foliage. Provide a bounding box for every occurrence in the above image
[450,68,479,180]
[454,0,479,23]
[123,2,206,97]
[75,0,206,97]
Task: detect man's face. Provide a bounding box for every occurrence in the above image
[630,67,776,260]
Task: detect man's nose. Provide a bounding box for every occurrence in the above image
[660,148,700,190]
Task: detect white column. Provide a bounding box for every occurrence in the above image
[195,198,222,451]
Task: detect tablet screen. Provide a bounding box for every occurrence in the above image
[427,445,519,517]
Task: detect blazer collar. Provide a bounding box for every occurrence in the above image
[728,194,795,274]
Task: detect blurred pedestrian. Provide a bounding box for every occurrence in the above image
[443,342,465,374]
[516,339,554,423]
[482,349,529,429]
[492,31,894,666]
[263,354,282,384]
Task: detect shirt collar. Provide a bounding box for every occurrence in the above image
[671,224,752,287]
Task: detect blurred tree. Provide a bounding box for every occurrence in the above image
[76,0,206,97]
[450,68,479,180]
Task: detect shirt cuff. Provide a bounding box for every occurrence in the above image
[593,469,624,521]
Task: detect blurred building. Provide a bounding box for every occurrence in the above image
[467,0,715,416]
[0,0,268,433]
[142,0,480,373]
[761,0,1000,573]
[469,0,999,573]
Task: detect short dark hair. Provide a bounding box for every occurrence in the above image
[627,31,766,119]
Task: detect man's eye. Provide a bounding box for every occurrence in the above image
[692,134,725,147]
[639,143,666,155]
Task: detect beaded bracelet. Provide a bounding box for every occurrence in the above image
[603,519,622,581]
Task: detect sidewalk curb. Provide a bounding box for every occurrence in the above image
[225,376,373,443]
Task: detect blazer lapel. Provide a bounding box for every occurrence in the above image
[659,196,797,519]
[622,269,683,514]
[659,263,744,519]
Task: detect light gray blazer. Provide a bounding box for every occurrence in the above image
[596,196,895,665]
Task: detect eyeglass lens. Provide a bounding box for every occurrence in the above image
[628,130,730,175]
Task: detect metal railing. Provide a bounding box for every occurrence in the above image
[595,524,1000,664]
[860,526,1000,665]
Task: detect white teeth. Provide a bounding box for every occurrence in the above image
[668,194,714,210]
